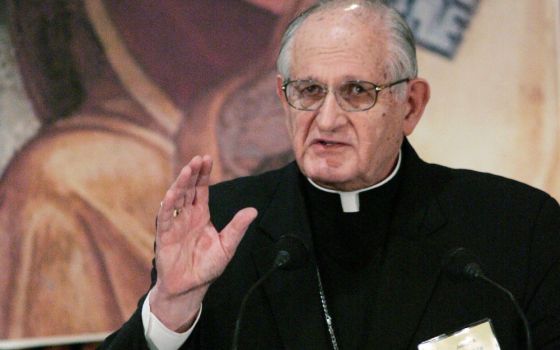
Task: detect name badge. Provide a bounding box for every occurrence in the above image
[418,319,500,350]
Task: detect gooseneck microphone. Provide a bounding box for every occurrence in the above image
[231,235,309,350]
[443,247,533,350]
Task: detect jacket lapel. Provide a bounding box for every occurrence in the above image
[367,236,444,349]
[366,139,450,349]
[252,163,332,349]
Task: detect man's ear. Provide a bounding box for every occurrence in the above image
[276,74,286,101]
[403,78,430,136]
[276,74,292,114]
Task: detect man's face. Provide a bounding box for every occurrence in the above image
[277,11,423,191]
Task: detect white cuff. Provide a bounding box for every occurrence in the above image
[142,290,202,350]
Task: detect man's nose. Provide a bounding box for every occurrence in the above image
[315,91,346,131]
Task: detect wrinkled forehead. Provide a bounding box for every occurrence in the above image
[290,5,390,80]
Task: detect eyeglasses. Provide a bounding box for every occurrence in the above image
[281,78,409,112]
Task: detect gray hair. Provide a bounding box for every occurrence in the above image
[276,0,417,95]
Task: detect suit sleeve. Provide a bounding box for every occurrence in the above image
[97,264,156,349]
[524,195,560,349]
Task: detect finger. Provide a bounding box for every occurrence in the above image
[157,189,181,232]
[193,155,213,206]
[172,156,202,208]
[162,165,191,213]
[219,207,258,260]
[182,157,203,208]
[158,157,200,228]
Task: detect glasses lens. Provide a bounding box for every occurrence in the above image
[337,81,376,111]
[286,81,326,110]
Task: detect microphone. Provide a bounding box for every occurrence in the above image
[442,247,533,350]
[272,234,309,270]
[231,235,309,350]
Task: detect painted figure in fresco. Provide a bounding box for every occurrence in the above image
[0,0,313,338]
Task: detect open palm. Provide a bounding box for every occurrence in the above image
[151,155,257,330]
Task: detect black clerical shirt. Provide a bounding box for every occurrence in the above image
[301,169,402,349]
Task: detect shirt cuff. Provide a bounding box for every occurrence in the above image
[142,289,202,350]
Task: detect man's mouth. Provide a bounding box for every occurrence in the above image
[312,139,347,148]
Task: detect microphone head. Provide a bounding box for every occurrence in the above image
[442,247,483,280]
[273,234,309,271]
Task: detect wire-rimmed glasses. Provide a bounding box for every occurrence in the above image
[281,78,409,112]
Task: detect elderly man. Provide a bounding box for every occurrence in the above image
[101,1,560,349]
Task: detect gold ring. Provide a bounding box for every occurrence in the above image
[173,208,182,217]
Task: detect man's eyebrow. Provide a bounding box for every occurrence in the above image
[341,74,359,81]
[292,75,377,83]
[341,74,380,82]
[292,75,319,81]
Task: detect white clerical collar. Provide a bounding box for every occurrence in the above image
[307,150,402,213]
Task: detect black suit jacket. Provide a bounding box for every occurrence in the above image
[101,141,560,349]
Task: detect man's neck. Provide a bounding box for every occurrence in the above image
[307,150,402,213]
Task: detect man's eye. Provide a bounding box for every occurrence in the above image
[300,84,323,96]
[345,83,367,96]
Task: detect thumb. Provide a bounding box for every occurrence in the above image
[219,207,258,259]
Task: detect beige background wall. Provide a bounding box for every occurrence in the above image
[412,0,560,199]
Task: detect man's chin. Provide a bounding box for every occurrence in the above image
[299,159,355,187]
[306,172,354,190]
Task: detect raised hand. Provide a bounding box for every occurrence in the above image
[150,155,257,331]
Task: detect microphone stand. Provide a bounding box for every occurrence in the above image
[477,274,533,350]
[231,252,289,350]
[445,248,533,350]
